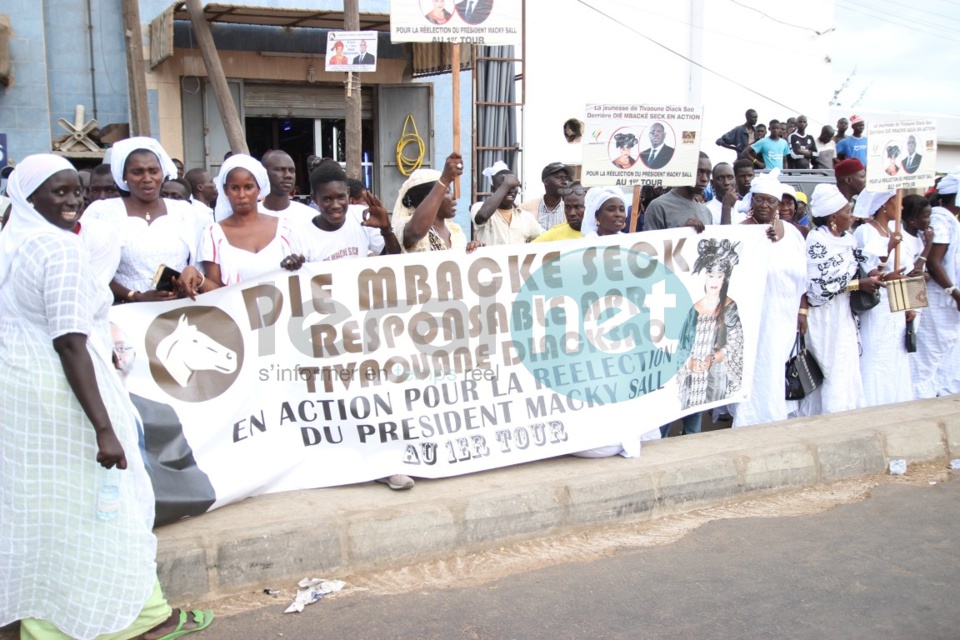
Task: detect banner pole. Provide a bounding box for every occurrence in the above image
[452,44,461,200]
[893,188,903,273]
[630,185,642,233]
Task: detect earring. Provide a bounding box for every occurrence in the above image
[830,221,837,232]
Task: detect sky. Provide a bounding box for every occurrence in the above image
[829,0,960,115]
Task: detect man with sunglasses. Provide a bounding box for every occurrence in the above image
[520,162,571,230]
[533,182,586,243]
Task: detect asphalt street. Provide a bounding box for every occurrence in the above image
[196,473,959,640]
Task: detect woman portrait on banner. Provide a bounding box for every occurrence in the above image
[611,132,639,170]
[392,151,484,253]
[423,0,452,24]
[83,137,208,303]
[852,190,913,407]
[730,171,807,428]
[677,238,744,412]
[176,154,305,297]
[0,155,213,640]
[799,184,881,416]
[329,40,348,65]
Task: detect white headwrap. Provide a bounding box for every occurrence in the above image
[581,187,625,237]
[750,168,783,200]
[0,154,77,290]
[392,169,442,219]
[937,174,959,195]
[214,154,271,222]
[808,184,849,221]
[852,190,895,219]
[109,136,178,192]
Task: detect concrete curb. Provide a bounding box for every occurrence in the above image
[155,397,960,601]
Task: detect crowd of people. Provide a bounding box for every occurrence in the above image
[1,118,957,637]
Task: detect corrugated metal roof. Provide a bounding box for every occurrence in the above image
[169,2,391,31]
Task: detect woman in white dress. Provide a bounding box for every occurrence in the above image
[852,191,912,407]
[799,184,881,416]
[177,154,304,295]
[731,172,807,428]
[0,155,213,640]
[83,137,208,303]
[911,176,960,398]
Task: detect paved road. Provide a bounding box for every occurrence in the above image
[199,475,959,640]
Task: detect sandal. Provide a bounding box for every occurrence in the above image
[155,609,214,640]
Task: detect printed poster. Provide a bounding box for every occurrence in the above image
[583,104,704,188]
[325,31,379,73]
[866,119,937,191]
[390,0,522,45]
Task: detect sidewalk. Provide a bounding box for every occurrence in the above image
[155,397,960,601]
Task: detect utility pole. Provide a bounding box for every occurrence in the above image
[344,0,361,179]
[186,0,249,155]
[120,0,150,135]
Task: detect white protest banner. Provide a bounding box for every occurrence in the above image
[112,227,770,514]
[866,120,937,191]
[390,0,521,45]
[582,104,704,189]
[325,31,379,73]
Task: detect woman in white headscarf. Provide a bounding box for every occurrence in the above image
[730,170,808,428]
[177,154,304,295]
[581,187,627,237]
[392,152,483,253]
[0,155,214,640]
[852,191,913,407]
[83,137,209,302]
[798,184,881,416]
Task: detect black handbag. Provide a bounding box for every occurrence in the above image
[785,332,824,400]
[905,318,917,353]
[849,265,881,313]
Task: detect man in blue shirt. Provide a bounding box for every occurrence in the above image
[836,114,868,167]
[746,120,790,170]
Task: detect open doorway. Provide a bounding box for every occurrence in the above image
[246,117,315,197]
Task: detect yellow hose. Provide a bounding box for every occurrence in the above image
[396,114,425,176]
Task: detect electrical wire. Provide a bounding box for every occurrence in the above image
[726,0,830,35]
[833,0,960,43]
[396,114,425,176]
[573,0,808,117]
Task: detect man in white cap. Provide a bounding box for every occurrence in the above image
[836,115,868,166]
[472,161,544,245]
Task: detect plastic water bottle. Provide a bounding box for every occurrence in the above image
[96,467,120,520]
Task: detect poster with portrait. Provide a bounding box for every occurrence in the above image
[390,0,522,45]
[866,119,937,191]
[324,31,379,73]
[582,104,704,188]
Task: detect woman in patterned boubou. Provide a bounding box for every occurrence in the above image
[677,238,744,412]
[799,183,882,417]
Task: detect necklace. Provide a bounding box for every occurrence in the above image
[869,218,890,237]
[144,212,151,222]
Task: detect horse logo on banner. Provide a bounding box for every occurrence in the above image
[156,315,237,387]
[145,307,245,402]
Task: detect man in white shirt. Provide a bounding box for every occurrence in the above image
[261,150,316,221]
[297,161,400,262]
[705,162,739,225]
[472,169,544,245]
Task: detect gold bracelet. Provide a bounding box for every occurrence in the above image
[847,279,860,292]
[798,308,809,316]
[437,179,449,190]
[125,290,137,302]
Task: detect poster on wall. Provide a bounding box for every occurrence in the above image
[582,104,705,188]
[390,0,522,45]
[325,31,379,73]
[866,119,937,191]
